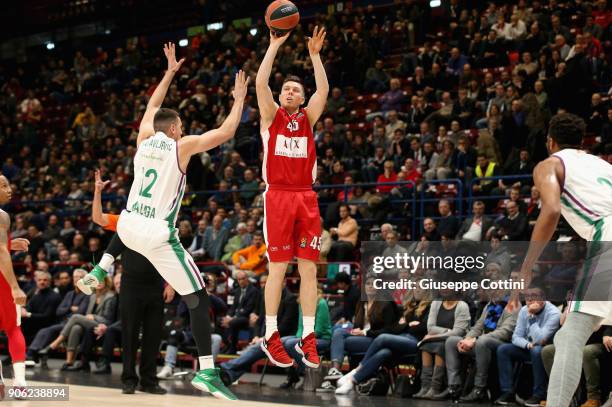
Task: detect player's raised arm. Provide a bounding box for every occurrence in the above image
[306,26,329,127]
[256,31,289,128]
[177,71,249,168]
[92,169,111,227]
[0,211,26,306]
[518,157,563,287]
[137,42,185,147]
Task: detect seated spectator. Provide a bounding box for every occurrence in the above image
[328,204,358,262]
[221,270,260,354]
[495,296,560,406]
[332,272,361,328]
[513,52,538,77]
[472,154,503,199]
[425,140,456,181]
[420,141,439,179]
[335,287,431,394]
[384,110,406,141]
[26,269,88,363]
[231,231,267,278]
[20,270,62,343]
[414,295,471,400]
[221,222,250,263]
[66,272,122,373]
[445,270,519,402]
[437,199,460,239]
[324,277,398,382]
[219,277,298,383]
[457,201,494,242]
[490,200,529,241]
[446,47,468,77]
[282,290,333,389]
[239,169,258,202]
[41,275,117,370]
[202,215,230,262]
[541,308,612,407]
[503,149,535,195]
[376,161,397,194]
[421,218,440,241]
[452,89,476,128]
[364,60,391,93]
[188,219,208,260]
[52,270,73,300]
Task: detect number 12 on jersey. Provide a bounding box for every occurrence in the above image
[139,168,158,198]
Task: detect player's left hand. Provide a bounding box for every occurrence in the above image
[164,42,185,73]
[307,26,326,56]
[231,70,250,101]
[10,238,30,252]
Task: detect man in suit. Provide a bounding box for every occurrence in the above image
[221,270,260,353]
[492,200,529,241]
[20,270,62,343]
[437,199,460,239]
[457,201,493,242]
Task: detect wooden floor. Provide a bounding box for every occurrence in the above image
[5,380,296,406]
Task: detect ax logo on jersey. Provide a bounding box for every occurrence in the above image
[299,237,307,248]
[274,134,307,158]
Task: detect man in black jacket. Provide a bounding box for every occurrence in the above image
[437,199,460,239]
[332,272,360,325]
[492,201,529,241]
[20,270,61,343]
[219,277,298,383]
[26,269,88,363]
[221,270,260,353]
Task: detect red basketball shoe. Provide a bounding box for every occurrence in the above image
[261,331,293,368]
[294,333,320,368]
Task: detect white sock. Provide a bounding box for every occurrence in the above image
[302,316,315,338]
[99,253,115,272]
[198,355,214,370]
[265,315,277,340]
[12,362,26,385]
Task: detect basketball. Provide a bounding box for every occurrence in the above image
[265,0,300,35]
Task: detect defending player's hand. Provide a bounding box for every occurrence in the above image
[94,169,110,192]
[163,42,185,73]
[269,30,291,47]
[12,286,26,306]
[307,26,326,56]
[232,70,250,101]
[10,238,29,252]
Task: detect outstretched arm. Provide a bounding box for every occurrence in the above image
[256,31,290,129]
[306,26,329,127]
[137,42,185,147]
[92,169,111,227]
[178,71,249,169]
[518,158,563,287]
[0,212,26,305]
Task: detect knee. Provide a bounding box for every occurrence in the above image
[497,344,511,359]
[582,344,600,361]
[541,344,555,360]
[529,345,543,359]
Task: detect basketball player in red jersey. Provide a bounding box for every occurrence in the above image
[255,26,328,368]
[0,175,30,398]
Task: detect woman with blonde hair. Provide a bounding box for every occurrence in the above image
[40,274,117,369]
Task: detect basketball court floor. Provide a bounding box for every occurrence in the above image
[2,359,457,406]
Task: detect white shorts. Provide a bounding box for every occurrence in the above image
[569,216,612,324]
[117,210,205,295]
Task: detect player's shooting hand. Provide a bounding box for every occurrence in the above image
[12,287,26,306]
[269,30,291,47]
[94,170,110,192]
[307,26,326,56]
[231,70,250,101]
[10,238,30,252]
[164,42,185,73]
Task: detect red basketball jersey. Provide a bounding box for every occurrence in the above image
[261,107,316,189]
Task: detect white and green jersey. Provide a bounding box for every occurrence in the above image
[553,149,612,241]
[126,132,186,226]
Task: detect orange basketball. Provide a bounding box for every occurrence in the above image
[265,0,300,35]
